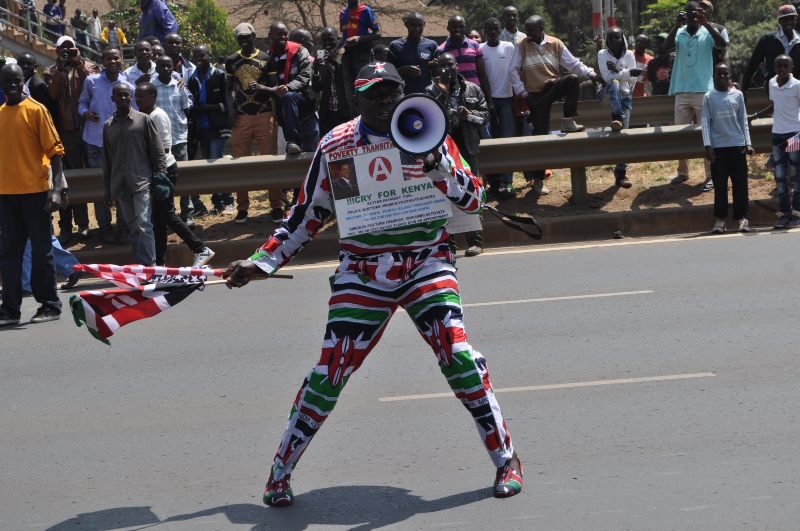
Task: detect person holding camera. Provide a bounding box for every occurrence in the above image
[663,0,727,191]
[426,52,489,257]
[313,26,352,137]
[48,36,99,243]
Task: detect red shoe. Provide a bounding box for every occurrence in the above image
[494,457,523,498]
[263,472,294,506]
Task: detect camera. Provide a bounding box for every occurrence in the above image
[67,49,78,57]
[686,11,697,21]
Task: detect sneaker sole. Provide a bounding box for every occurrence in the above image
[0,319,21,326]
[30,314,61,324]
[235,219,247,225]
[193,250,215,268]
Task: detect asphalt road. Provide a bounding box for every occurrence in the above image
[3,230,800,530]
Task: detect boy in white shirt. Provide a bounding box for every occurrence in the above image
[134,83,214,267]
[597,27,642,188]
[752,55,800,228]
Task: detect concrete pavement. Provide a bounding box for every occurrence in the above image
[2,229,800,530]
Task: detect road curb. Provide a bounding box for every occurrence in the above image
[72,198,781,267]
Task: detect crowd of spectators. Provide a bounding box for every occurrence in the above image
[1,1,798,324]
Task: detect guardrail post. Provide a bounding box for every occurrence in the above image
[569,167,589,206]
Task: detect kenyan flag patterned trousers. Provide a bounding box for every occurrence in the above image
[270,249,515,480]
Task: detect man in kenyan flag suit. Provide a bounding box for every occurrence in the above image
[224,62,522,506]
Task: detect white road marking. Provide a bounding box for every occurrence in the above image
[462,290,652,308]
[480,230,799,257]
[393,290,652,312]
[280,231,800,273]
[379,372,716,402]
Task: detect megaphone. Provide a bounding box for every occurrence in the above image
[389,93,449,156]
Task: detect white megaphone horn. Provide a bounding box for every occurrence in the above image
[389,93,449,156]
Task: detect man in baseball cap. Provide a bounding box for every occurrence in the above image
[233,22,255,37]
[742,4,800,98]
[225,58,523,506]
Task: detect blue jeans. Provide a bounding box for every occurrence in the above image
[598,81,632,123]
[197,129,233,209]
[119,189,156,265]
[87,143,125,230]
[773,132,800,215]
[0,192,61,318]
[488,97,514,185]
[22,235,79,291]
[598,82,632,175]
[279,92,315,146]
[170,142,202,218]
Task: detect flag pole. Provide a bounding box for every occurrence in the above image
[203,275,292,286]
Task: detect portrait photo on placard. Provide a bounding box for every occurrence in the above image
[329,158,360,200]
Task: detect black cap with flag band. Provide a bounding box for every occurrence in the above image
[354,62,405,92]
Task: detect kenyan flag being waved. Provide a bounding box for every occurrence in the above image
[68,264,222,344]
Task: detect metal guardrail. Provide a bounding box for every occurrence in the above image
[550,91,769,129]
[65,119,774,205]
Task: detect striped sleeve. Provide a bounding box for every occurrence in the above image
[429,136,484,214]
[248,145,335,275]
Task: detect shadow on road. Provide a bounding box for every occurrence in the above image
[44,485,490,531]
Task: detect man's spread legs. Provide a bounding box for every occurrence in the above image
[265,254,520,505]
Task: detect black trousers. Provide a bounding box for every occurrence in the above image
[319,109,349,139]
[710,147,749,220]
[151,164,204,266]
[57,128,90,231]
[525,74,581,181]
[0,192,61,318]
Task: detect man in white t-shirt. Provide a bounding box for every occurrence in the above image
[481,17,517,197]
[134,82,215,267]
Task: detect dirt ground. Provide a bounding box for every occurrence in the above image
[60,154,774,252]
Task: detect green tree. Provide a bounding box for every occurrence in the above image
[102,1,235,57]
[185,0,237,57]
[726,19,775,86]
[640,0,684,37]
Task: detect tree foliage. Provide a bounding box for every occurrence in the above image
[102,0,235,57]
[726,19,775,85]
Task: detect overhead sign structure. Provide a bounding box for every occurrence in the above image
[326,141,480,238]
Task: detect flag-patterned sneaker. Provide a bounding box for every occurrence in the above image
[494,458,523,498]
[263,473,294,506]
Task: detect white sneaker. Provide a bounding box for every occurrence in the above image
[0,313,20,326]
[561,117,585,133]
[532,179,550,195]
[192,247,215,268]
[712,220,726,233]
[739,219,751,232]
[221,204,236,215]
